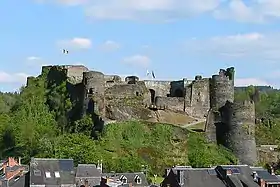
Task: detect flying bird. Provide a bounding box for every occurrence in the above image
[62,49,69,54]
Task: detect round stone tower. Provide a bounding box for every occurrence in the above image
[206,67,235,143]
[221,100,257,166]
[82,71,105,116]
[210,67,234,110]
[125,76,139,84]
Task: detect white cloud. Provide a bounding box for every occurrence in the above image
[123,55,151,68]
[35,0,87,6]
[36,0,280,22]
[57,37,92,49]
[0,71,29,84]
[213,0,280,23]
[235,78,269,87]
[99,40,120,51]
[184,32,280,61]
[42,0,222,21]
[27,56,41,61]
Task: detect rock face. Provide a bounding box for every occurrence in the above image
[27,65,258,165]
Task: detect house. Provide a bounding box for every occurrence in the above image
[101,172,149,187]
[0,157,28,187]
[75,164,102,187]
[161,165,280,187]
[161,167,225,187]
[29,158,76,187]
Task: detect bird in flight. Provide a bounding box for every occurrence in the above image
[62,49,69,54]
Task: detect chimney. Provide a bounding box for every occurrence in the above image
[97,160,103,173]
[269,166,275,175]
[252,172,258,182]
[177,170,184,185]
[258,178,265,187]
[166,169,171,177]
[85,180,89,187]
[18,157,21,165]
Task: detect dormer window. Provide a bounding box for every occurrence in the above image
[54,171,60,178]
[120,175,127,184]
[134,175,141,184]
[45,171,51,178]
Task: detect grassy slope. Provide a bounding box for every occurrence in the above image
[99,121,237,176]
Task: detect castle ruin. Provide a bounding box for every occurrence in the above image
[27,65,257,166]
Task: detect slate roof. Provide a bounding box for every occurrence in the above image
[217,165,259,187]
[76,164,101,178]
[30,158,75,186]
[181,168,225,187]
[256,170,280,183]
[102,172,149,186]
[7,173,29,187]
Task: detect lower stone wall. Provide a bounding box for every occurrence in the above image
[155,96,184,112]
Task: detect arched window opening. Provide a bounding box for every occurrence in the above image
[149,89,156,103]
[89,88,94,94]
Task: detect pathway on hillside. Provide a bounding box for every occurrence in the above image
[181,118,206,129]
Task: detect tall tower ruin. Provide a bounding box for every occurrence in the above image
[221,100,257,166]
[206,67,235,143]
[82,71,105,117]
[206,67,257,165]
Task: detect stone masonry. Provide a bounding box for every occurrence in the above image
[26,65,257,166]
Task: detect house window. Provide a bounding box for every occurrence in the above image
[54,171,60,178]
[134,175,141,184]
[45,172,51,178]
[34,170,41,176]
[120,175,128,184]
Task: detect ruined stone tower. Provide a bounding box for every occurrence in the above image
[206,67,235,143]
[205,67,257,165]
[82,71,105,117]
[221,100,257,166]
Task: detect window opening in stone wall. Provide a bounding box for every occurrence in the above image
[136,92,139,96]
[106,80,114,83]
[149,89,156,104]
[174,89,184,97]
[89,88,94,94]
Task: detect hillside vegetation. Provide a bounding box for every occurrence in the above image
[0,70,238,176]
[235,86,280,145]
[1,70,280,176]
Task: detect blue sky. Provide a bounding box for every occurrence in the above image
[1,0,280,92]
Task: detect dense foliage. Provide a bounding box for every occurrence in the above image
[234,86,280,145]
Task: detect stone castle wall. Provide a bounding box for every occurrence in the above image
[31,65,257,165]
